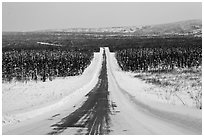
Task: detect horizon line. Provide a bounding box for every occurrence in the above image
[2,18,201,33]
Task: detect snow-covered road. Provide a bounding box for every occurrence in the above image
[3,47,202,135]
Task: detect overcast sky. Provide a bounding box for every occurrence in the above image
[2,2,202,32]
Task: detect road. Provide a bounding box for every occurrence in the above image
[3,47,202,135]
[47,48,110,135]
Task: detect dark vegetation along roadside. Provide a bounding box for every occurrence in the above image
[115,47,201,72]
[2,49,93,83]
[2,31,202,83]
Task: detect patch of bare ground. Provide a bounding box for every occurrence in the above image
[134,67,202,109]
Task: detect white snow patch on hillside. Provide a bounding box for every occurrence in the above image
[2,48,104,126]
[37,42,62,47]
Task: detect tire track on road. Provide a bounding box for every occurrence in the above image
[47,49,111,135]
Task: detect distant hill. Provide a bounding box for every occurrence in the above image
[39,19,201,37]
[3,19,202,38]
[135,19,202,37]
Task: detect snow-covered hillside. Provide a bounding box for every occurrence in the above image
[40,19,201,37]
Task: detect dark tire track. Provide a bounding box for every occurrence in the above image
[47,49,110,135]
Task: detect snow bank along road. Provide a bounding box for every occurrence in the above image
[3,47,202,135]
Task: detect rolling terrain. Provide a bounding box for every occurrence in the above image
[36,19,202,37]
[2,19,202,135]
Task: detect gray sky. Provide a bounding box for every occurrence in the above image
[2,2,202,32]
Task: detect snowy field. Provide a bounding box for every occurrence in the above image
[106,48,201,119]
[2,48,103,126]
[2,47,202,134]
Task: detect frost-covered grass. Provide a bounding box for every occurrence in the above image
[134,67,202,109]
